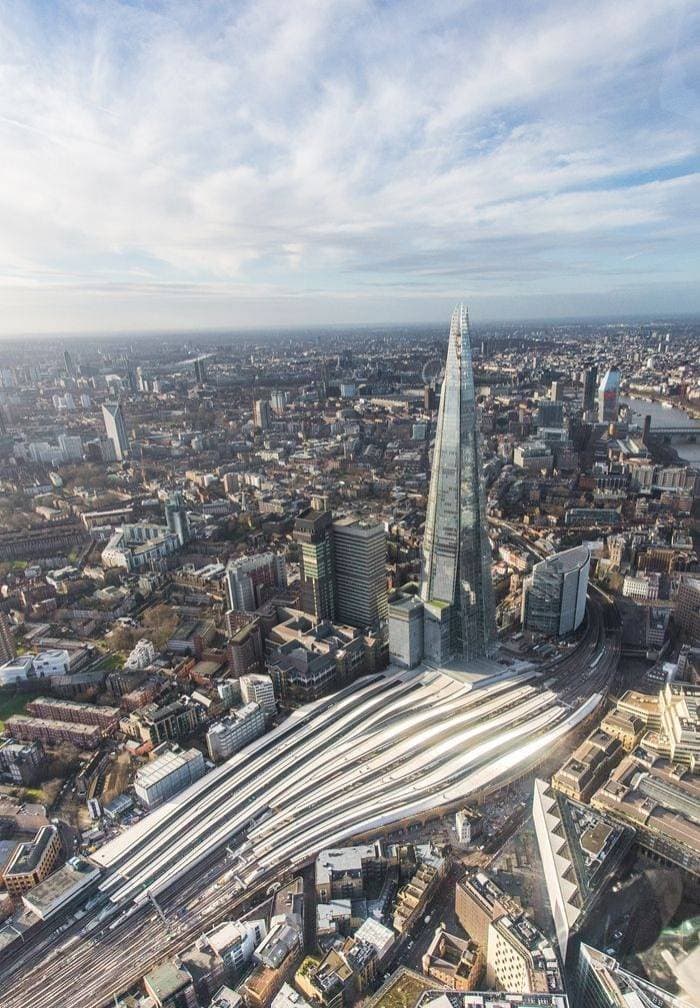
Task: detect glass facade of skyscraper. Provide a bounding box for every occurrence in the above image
[420,304,496,662]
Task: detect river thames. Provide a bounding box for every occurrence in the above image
[623,396,700,465]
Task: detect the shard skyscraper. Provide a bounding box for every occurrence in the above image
[420,304,496,663]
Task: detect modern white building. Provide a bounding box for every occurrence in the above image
[206,703,265,761]
[124,639,156,671]
[239,675,276,717]
[622,573,660,602]
[0,655,35,686]
[272,983,311,1008]
[102,522,180,572]
[522,546,590,637]
[354,918,395,960]
[102,401,129,460]
[192,918,267,983]
[1,649,71,685]
[31,649,70,677]
[455,807,482,844]
[134,746,205,809]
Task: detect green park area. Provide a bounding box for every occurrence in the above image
[371,969,433,1008]
[0,692,28,730]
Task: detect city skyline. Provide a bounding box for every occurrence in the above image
[0,1,698,334]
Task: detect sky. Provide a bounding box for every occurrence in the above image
[0,0,699,335]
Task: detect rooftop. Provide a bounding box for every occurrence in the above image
[21,857,100,917]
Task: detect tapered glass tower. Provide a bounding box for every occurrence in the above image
[420,304,496,663]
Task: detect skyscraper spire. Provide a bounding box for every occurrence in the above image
[420,304,495,663]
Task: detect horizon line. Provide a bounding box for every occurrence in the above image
[1,310,700,342]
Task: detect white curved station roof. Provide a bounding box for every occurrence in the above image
[92,660,601,908]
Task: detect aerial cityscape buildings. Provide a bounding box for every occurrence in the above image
[0,309,698,1008]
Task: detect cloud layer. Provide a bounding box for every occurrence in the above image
[0,0,698,332]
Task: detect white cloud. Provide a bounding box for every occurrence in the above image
[0,0,697,332]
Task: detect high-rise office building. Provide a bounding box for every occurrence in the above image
[101,402,129,460]
[58,434,83,461]
[388,592,424,669]
[521,545,590,637]
[225,553,287,612]
[294,508,336,620]
[0,405,7,436]
[165,492,189,546]
[597,367,621,424]
[194,357,208,384]
[536,400,564,428]
[63,349,75,378]
[420,304,495,663]
[332,517,388,630]
[550,380,563,403]
[582,365,598,414]
[0,612,16,663]
[253,399,272,431]
[270,389,287,413]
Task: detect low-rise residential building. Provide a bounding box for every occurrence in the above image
[6,714,102,749]
[0,740,44,785]
[240,916,303,1008]
[180,919,267,1004]
[295,940,379,1008]
[126,700,205,745]
[239,674,276,717]
[1,825,62,898]
[143,961,198,1008]
[26,696,119,730]
[393,860,445,935]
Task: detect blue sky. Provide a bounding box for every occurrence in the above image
[0,0,698,333]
